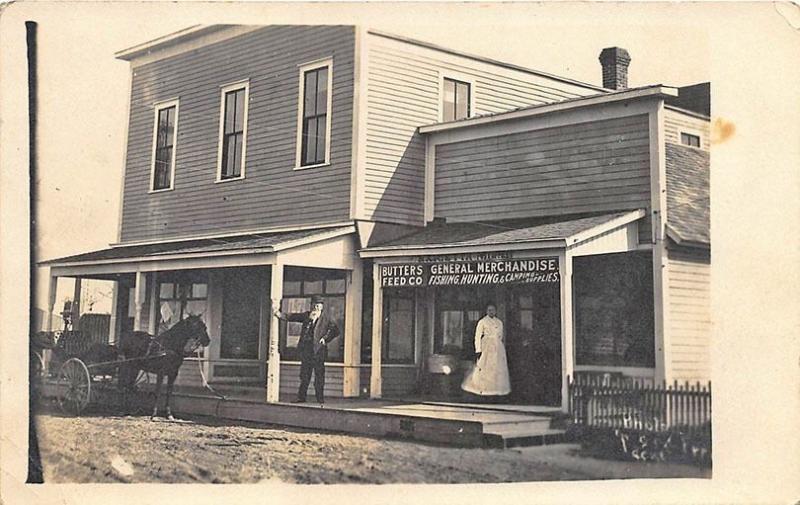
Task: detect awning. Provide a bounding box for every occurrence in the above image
[42,225,356,276]
[359,210,645,258]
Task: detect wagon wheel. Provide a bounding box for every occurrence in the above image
[30,350,46,380]
[58,358,92,416]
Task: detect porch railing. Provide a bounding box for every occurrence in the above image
[567,374,712,431]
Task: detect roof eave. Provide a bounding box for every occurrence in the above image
[115,25,237,61]
[666,225,710,250]
[359,238,568,258]
[418,86,679,134]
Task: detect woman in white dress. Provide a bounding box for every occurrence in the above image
[461,304,511,397]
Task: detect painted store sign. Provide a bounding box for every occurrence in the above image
[380,257,560,287]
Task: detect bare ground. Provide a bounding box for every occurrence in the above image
[33,405,710,484]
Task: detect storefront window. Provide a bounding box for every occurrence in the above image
[573,251,655,367]
[279,267,346,362]
[383,289,415,363]
[156,273,209,358]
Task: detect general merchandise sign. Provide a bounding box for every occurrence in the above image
[380,257,559,287]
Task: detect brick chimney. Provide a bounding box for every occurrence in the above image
[599,47,631,90]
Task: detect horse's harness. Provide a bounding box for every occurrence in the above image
[145,336,202,358]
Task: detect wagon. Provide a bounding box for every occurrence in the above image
[44,331,154,415]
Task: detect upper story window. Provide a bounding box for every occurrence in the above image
[150,99,179,192]
[217,81,249,181]
[680,132,701,148]
[296,58,333,169]
[442,77,471,122]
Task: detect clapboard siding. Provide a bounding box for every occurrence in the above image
[363,33,596,226]
[667,247,711,383]
[665,108,710,150]
[356,365,418,397]
[120,26,355,243]
[434,115,652,242]
[174,359,204,386]
[278,363,345,398]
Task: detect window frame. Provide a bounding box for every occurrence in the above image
[440,73,475,123]
[279,267,347,363]
[215,80,250,183]
[149,98,180,193]
[679,130,702,149]
[295,58,333,170]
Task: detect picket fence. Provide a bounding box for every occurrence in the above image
[568,375,712,432]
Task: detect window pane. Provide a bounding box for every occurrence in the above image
[304,280,323,294]
[223,135,237,177]
[316,68,328,112]
[234,89,245,132]
[159,283,175,299]
[191,283,208,299]
[304,70,317,117]
[225,92,236,133]
[520,311,534,331]
[325,278,345,294]
[284,297,310,313]
[233,134,243,176]
[157,109,169,147]
[388,310,414,361]
[323,296,345,362]
[283,281,302,296]
[165,107,175,145]
[442,79,455,121]
[441,311,464,349]
[455,82,470,119]
[303,117,318,165]
[315,115,327,164]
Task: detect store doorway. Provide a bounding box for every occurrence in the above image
[506,282,562,405]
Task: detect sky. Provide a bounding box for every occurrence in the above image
[2,1,713,317]
[1,2,800,500]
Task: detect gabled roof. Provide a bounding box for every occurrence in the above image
[360,211,644,257]
[42,226,355,267]
[666,144,710,247]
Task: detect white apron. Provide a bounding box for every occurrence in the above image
[461,317,511,396]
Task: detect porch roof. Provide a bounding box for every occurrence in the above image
[42,226,355,267]
[359,210,644,257]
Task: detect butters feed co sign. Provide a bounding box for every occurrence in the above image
[380,258,560,287]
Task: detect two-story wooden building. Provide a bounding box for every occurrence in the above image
[41,25,710,411]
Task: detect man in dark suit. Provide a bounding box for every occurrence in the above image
[274,295,339,405]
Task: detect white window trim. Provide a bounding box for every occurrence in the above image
[149,98,180,193]
[678,128,704,150]
[439,71,476,123]
[216,80,250,183]
[295,57,333,170]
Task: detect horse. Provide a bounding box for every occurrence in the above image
[117,314,210,420]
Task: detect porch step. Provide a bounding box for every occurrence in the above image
[482,416,553,430]
[483,427,569,449]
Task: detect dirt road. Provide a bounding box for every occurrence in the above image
[33,408,709,484]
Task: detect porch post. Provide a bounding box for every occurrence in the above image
[108,281,119,344]
[343,260,363,397]
[559,251,575,413]
[133,271,146,331]
[370,263,383,399]
[45,274,58,332]
[148,272,159,335]
[71,277,82,329]
[266,262,283,403]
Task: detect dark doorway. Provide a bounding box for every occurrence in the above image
[220,267,266,359]
[506,282,562,405]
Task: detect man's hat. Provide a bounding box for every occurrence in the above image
[310,295,325,305]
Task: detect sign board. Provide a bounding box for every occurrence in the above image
[380,257,559,288]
